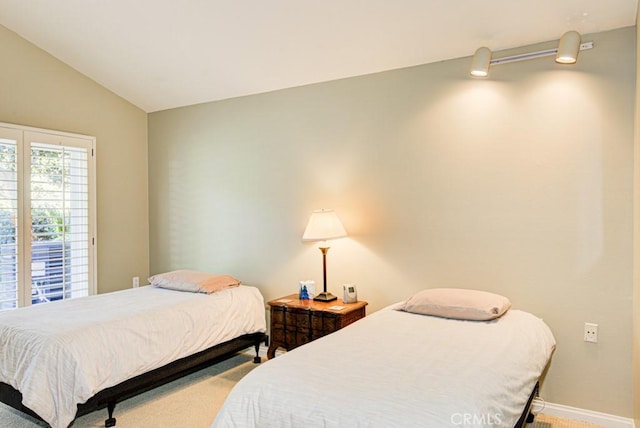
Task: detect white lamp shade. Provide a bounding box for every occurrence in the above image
[556,31,581,64]
[470,47,491,77]
[302,209,347,241]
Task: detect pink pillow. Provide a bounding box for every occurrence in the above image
[400,288,511,321]
[148,270,241,294]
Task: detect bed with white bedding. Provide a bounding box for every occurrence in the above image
[0,283,266,428]
[213,297,555,428]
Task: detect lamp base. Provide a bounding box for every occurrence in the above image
[314,291,337,302]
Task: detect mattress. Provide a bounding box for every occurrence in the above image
[0,284,266,428]
[213,304,555,428]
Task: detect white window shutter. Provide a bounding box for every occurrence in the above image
[0,124,96,310]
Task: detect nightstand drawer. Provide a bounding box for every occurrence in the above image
[283,330,310,348]
[311,311,337,332]
[271,307,286,328]
[271,327,285,343]
[286,310,310,331]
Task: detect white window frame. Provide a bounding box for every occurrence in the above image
[0,122,97,308]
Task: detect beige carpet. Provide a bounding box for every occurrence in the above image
[0,353,604,428]
[532,414,604,428]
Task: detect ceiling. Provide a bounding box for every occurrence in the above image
[0,1,637,113]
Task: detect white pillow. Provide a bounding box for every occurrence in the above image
[148,270,241,294]
[399,288,511,321]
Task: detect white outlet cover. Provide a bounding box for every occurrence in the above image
[584,323,598,343]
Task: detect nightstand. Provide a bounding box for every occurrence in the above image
[266,294,367,359]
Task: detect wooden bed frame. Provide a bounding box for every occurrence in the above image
[0,331,267,427]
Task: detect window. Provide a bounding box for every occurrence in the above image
[0,123,96,310]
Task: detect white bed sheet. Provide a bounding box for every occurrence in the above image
[0,284,266,428]
[213,305,555,428]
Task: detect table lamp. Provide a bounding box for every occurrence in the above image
[302,209,347,301]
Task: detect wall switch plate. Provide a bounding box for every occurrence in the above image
[133,276,139,288]
[584,323,598,343]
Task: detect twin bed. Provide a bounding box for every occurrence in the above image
[0,278,555,428]
[0,277,267,428]
[213,288,556,428]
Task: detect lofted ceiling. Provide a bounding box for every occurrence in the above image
[0,1,637,113]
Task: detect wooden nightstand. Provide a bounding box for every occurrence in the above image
[267,294,367,359]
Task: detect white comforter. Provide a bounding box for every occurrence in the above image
[213,305,555,428]
[0,285,266,428]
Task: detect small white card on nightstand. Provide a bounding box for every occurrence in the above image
[276,299,293,303]
[328,305,345,311]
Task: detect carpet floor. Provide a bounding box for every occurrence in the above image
[0,352,604,428]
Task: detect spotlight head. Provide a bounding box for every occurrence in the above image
[556,31,581,64]
[470,47,492,77]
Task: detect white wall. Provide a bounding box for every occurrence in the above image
[149,27,635,417]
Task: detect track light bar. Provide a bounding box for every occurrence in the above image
[490,42,593,66]
[470,30,593,77]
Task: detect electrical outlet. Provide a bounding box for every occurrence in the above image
[584,323,598,343]
[133,276,139,288]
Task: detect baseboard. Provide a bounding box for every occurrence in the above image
[539,402,635,428]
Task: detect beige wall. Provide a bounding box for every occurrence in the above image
[0,24,150,294]
[149,27,635,416]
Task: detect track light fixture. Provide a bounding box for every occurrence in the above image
[555,31,581,64]
[469,31,592,77]
[470,47,492,77]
